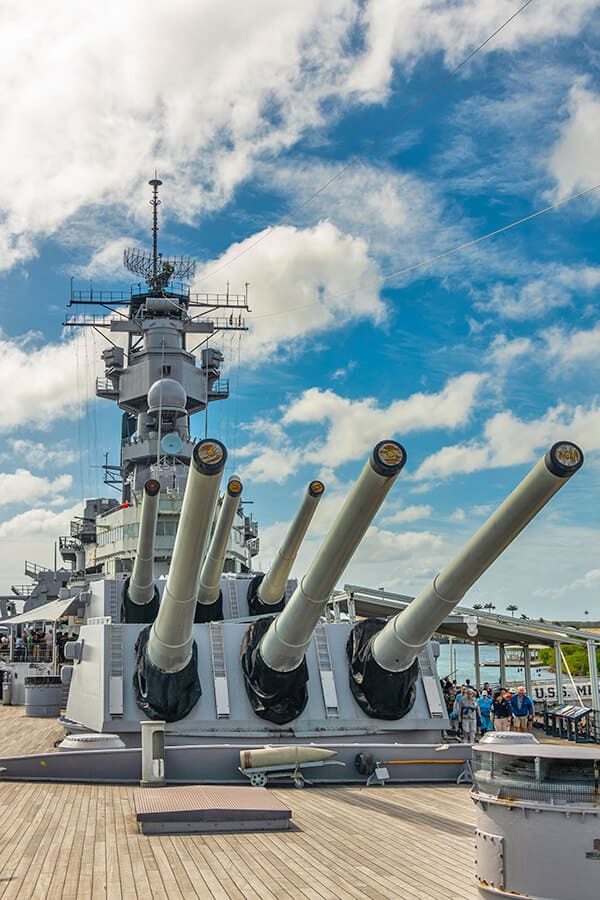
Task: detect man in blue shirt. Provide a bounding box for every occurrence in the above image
[510,686,534,732]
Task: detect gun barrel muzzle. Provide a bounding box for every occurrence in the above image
[128,478,161,607]
[260,440,406,672]
[196,476,243,607]
[258,480,325,607]
[371,441,584,673]
[146,439,227,673]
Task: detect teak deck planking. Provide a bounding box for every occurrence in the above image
[0,707,477,899]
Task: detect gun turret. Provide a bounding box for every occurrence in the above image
[123,479,161,623]
[247,480,325,616]
[242,441,406,724]
[347,441,584,719]
[195,476,243,622]
[134,439,227,721]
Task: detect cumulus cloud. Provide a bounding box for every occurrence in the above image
[541,322,600,367]
[476,265,600,320]
[347,0,598,100]
[547,79,600,197]
[195,221,384,364]
[380,504,433,525]
[0,439,78,469]
[0,329,100,431]
[414,403,600,481]
[0,470,73,508]
[0,1,596,269]
[282,373,484,466]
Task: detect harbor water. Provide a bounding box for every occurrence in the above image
[437,642,548,688]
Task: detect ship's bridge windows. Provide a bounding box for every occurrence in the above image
[156,519,177,536]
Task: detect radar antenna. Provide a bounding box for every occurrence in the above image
[123,176,196,292]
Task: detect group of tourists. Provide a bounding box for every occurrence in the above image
[442,678,535,742]
[7,629,76,663]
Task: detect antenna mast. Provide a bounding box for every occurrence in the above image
[149,174,162,284]
[123,177,195,292]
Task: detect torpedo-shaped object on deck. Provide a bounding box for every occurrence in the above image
[134,439,227,721]
[195,476,243,623]
[123,478,161,623]
[241,440,406,724]
[347,441,584,719]
[247,480,325,616]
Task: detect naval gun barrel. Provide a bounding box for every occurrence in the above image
[348,441,584,719]
[195,476,243,620]
[124,479,161,621]
[241,441,406,724]
[248,480,325,615]
[134,439,226,722]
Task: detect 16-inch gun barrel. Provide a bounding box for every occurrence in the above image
[147,439,227,672]
[348,441,584,720]
[126,479,161,612]
[248,480,324,615]
[242,441,406,724]
[195,476,243,618]
[134,439,227,722]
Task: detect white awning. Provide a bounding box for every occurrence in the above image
[0,594,82,626]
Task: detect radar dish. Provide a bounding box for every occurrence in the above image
[161,433,183,456]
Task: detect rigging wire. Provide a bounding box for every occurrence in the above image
[195,0,536,285]
[249,181,600,320]
[74,335,86,505]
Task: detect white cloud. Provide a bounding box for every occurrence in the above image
[547,79,600,197]
[0,2,596,269]
[196,222,384,364]
[488,334,533,368]
[414,403,600,481]
[0,328,104,432]
[0,439,78,469]
[282,373,485,467]
[380,504,433,525]
[347,1,598,100]
[0,470,73,508]
[476,265,600,320]
[73,237,137,280]
[541,322,600,367]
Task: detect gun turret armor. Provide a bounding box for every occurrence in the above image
[123,479,161,623]
[247,480,325,616]
[347,441,584,719]
[134,439,227,721]
[195,476,243,623]
[241,441,406,724]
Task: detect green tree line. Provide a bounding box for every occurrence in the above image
[537,644,600,676]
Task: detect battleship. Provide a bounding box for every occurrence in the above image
[0,179,585,786]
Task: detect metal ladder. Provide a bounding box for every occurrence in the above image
[209,622,230,718]
[226,578,240,618]
[109,624,124,717]
[314,621,339,718]
[419,649,444,717]
[107,580,120,621]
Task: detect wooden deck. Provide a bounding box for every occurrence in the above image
[0,707,477,899]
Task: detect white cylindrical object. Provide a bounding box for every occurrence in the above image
[197,476,243,606]
[260,441,406,672]
[258,480,325,607]
[372,441,584,673]
[128,479,161,606]
[146,439,226,673]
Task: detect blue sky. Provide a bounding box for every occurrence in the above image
[0,0,598,618]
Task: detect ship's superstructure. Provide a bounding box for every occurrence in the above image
[59,178,257,584]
